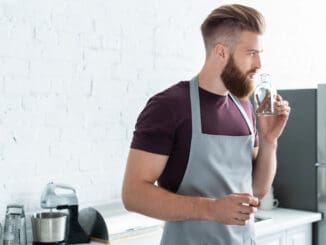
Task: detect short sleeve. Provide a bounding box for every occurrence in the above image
[130,96,175,155]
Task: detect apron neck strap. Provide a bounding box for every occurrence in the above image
[189,75,202,135]
[228,94,255,136]
[229,94,255,148]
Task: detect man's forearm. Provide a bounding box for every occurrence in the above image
[122,180,214,222]
[252,139,278,199]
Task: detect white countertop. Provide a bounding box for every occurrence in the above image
[254,208,322,237]
[80,203,322,244]
[108,211,163,240]
[108,207,321,243]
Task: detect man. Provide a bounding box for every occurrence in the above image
[122,4,290,245]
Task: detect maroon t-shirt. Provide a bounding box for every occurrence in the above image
[131,81,258,193]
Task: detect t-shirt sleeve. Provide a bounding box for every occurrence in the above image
[130,96,175,155]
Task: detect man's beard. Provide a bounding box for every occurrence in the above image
[221,55,256,99]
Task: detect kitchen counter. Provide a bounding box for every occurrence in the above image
[85,203,321,245]
[254,208,321,237]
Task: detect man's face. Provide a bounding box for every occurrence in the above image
[221,31,262,98]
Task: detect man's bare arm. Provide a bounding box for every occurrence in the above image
[122,149,258,224]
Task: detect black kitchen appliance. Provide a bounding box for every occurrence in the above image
[270,84,326,245]
[33,182,90,245]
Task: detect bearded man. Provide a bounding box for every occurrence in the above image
[122,4,290,245]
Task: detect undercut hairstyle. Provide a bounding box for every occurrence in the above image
[201,4,265,56]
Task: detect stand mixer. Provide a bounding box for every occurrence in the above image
[33,182,90,244]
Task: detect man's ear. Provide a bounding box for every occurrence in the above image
[214,43,227,60]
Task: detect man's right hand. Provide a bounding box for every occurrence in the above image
[210,193,259,225]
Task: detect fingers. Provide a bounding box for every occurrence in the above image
[234,194,258,225]
[274,94,290,115]
[236,193,260,207]
[236,213,250,221]
[235,214,250,225]
[239,204,257,214]
[233,204,256,226]
[274,98,291,116]
[214,193,259,226]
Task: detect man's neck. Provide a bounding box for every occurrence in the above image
[198,63,229,96]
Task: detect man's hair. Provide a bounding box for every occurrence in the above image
[201,4,265,55]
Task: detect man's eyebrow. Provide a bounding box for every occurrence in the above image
[247,48,264,53]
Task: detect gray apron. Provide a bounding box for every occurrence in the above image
[160,76,256,245]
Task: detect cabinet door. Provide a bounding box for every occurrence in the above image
[286,224,311,245]
[256,231,285,245]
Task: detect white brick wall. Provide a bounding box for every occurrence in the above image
[0,0,326,222]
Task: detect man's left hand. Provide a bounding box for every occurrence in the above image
[257,94,291,143]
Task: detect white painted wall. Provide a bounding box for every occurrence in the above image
[0,0,325,219]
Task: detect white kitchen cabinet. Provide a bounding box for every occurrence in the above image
[285,224,311,245]
[256,224,312,245]
[256,231,286,245]
[111,229,163,245]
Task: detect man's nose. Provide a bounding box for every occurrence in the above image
[254,54,262,69]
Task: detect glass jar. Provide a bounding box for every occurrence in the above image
[3,205,26,245]
[254,73,277,115]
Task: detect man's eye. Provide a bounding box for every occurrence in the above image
[248,51,256,56]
